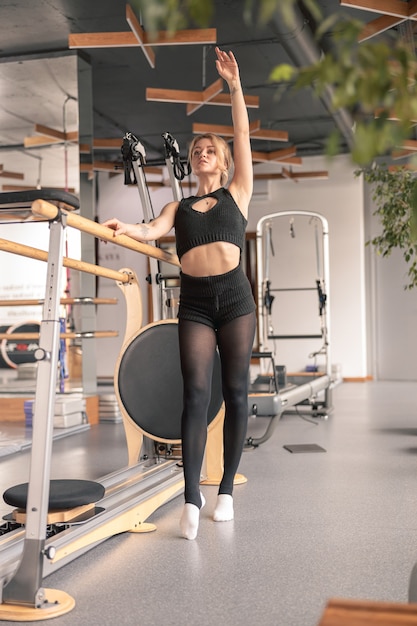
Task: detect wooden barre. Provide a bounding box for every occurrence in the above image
[31,199,181,267]
[0,331,118,340]
[0,298,118,306]
[0,237,132,284]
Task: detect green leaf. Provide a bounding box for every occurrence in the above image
[270,64,297,82]
[410,179,417,242]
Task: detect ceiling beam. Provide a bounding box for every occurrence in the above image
[68,3,217,68]
[192,120,261,137]
[146,85,259,111]
[340,0,410,19]
[0,170,25,180]
[254,169,328,181]
[204,94,259,108]
[186,79,224,115]
[401,139,417,151]
[125,3,155,68]
[146,81,222,106]
[191,121,288,142]
[69,29,217,49]
[252,147,300,163]
[251,128,289,142]
[359,15,406,41]
[93,138,123,150]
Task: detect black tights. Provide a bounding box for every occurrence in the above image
[178,312,256,508]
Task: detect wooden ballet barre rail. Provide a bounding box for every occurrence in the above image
[0,237,132,284]
[31,199,181,267]
[0,331,118,340]
[0,297,118,306]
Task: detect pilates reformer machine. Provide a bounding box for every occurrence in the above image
[0,175,231,619]
[246,211,334,447]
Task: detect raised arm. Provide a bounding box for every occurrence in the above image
[215,47,253,216]
[102,200,178,243]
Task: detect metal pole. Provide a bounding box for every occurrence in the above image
[2,213,66,607]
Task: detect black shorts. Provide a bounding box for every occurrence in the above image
[178,265,256,330]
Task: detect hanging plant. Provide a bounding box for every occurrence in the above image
[357,164,417,289]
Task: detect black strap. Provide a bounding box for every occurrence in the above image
[162,132,191,181]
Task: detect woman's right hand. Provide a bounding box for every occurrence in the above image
[102,217,129,237]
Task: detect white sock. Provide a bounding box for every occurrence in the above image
[213,494,234,522]
[180,493,205,540]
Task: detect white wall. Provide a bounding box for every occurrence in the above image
[95,154,369,379]
[364,184,417,381]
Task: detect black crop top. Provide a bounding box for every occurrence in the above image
[174,187,247,261]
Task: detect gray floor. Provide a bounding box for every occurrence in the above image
[0,380,417,625]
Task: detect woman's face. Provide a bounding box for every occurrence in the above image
[191,138,221,178]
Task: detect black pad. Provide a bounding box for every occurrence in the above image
[3,479,105,510]
[117,321,223,441]
[0,189,80,211]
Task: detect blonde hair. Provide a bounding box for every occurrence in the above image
[188,133,233,186]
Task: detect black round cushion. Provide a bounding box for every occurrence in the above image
[117,321,223,442]
[3,479,105,510]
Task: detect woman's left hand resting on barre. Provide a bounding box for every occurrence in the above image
[102,201,178,243]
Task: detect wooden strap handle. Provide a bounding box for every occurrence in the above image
[0,331,119,340]
[32,199,181,267]
[0,297,118,306]
[0,237,132,284]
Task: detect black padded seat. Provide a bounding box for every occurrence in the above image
[0,189,80,211]
[3,479,105,510]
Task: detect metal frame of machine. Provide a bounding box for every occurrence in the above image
[247,211,334,446]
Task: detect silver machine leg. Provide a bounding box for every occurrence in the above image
[1,213,66,607]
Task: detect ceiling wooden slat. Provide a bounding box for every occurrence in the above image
[359,15,405,41]
[144,28,216,45]
[93,138,123,149]
[401,139,417,151]
[192,120,261,137]
[186,79,224,115]
[252,147,299,163]
[251,128,289,142]
[192,121,288,142]
[147,88,259,110]
[69,28,216,49]
[206,94,259,108]
[288,170,329,179]
[146,87,212,105]
[125,3,155,68]
[0,171,25,180]
[69,32,141,48]
[34,123,66,142]
[268,147,299,161]
[254,169,328,181]
[340,0,409,19]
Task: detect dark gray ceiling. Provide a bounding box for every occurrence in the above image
[0,0,380,188]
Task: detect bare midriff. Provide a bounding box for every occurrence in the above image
[180,241,240,277]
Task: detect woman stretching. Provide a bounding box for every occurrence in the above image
[103,47,256,540]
